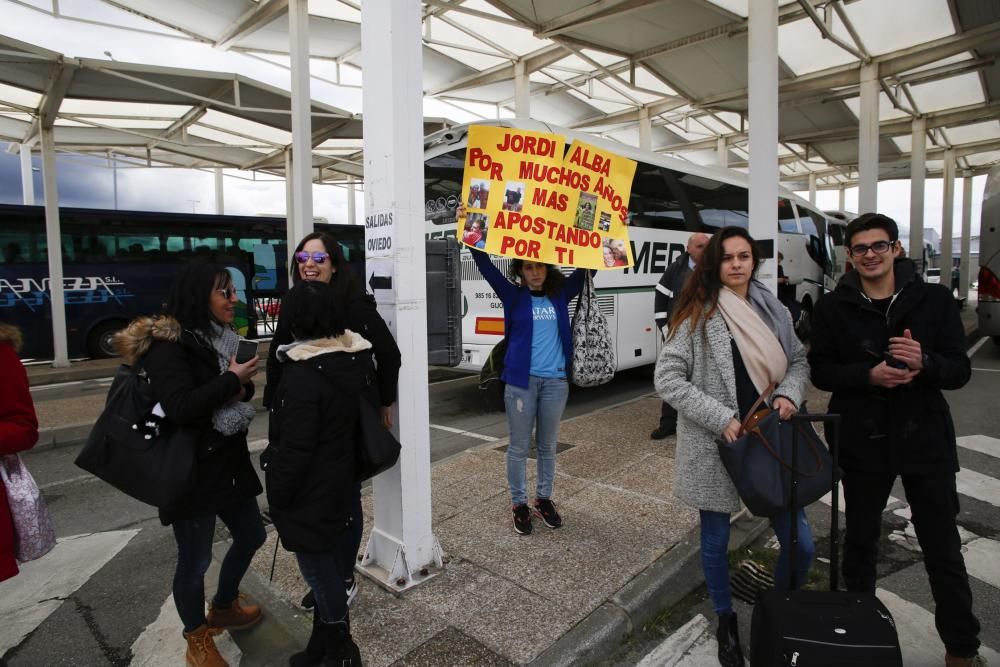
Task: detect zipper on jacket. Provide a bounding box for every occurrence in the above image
[857,288,901,325]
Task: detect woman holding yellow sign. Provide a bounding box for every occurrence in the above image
[458,206,591,536]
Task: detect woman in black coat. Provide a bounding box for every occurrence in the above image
[265,231,401,612]
[263,280,371,666]
[117,262,266,666]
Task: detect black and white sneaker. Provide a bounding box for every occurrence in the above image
[512,503,533,535]
[345,578,358,607]
[533,498,562,529]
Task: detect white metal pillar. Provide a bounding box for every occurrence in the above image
[214,168,225,215]
[747,0,779,292]
[940,148,956,290]
[347,179,356,225]
[111,152,118,210]
[514,60,530,119]
[638,108,652,151]
[359,0,440,590]
[40,127,68,367]
[716,136,728,168]
[959,175,973,301]
[288,0,314,247]
[909,117,926,272]
[858,63,879,214]
[19,144,35,205]
[284,149,296,260]
[808,173,817,205]
[838,187,846,212]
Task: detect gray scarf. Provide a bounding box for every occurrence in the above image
[201,323,256,436]
[745,279,795,361]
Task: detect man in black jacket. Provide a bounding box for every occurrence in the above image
[809,213,983,666]
[651,232,709,439]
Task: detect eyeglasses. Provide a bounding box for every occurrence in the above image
[215,287,238,299]
[295,251,330,264]
[848,240,895,258]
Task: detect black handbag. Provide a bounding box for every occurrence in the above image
[354,394,401,482]
[75,364,197,510]
[716,386,838,517]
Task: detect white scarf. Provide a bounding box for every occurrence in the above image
[716,287,787,397]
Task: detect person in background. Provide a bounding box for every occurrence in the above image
[117,263,265,667]
[650,232,710,440]
[809,213,984,667]
[776,252,802,323]
[0,321,40,585]
[265,232,401,613]
[264,280,371,667]
[655,226,812,667]
[459,207,588,535]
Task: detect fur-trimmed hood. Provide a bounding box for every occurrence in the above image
[276,330,372,362]
[114,316,183,365]
[0,323,22,352]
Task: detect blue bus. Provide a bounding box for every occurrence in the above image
[0,204,363,360]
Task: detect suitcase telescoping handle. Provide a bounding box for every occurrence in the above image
[788,412,841,592]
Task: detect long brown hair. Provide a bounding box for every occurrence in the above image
[668,226,760,338]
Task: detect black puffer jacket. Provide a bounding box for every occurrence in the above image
[262,332,372,553]
[121,317,262,525]
[264,287,400,409]
[808,259,971,474]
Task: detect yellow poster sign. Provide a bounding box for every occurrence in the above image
[458,125,637,270]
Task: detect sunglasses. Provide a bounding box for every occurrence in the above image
[215,287,238,299]
[295,251,330,264]
[848,240,895,258]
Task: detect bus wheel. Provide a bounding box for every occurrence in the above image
[87,321,125,358]
[794,305,811,342]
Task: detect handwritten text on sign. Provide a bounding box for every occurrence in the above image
[458,125,636,270]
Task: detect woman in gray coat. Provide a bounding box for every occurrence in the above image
[654,226,813,667]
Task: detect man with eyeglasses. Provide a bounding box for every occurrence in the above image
[809,213,984,666]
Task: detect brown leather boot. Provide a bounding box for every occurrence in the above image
[206,593,262,631]
[945,653,988,667]
[183,625,228,667]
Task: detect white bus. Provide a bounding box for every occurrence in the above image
[424,120,838,373]
[978,165,1000,344]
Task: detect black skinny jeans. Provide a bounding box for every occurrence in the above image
[171,496,267,632]
[842,469,981,658]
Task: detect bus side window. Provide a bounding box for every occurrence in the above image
[777,199,799,233]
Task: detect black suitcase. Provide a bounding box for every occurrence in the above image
[750,413,903,666]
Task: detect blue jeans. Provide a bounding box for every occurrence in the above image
[171,496,267,632]
[699,508,815,616]
[338,483,362,586]
[504,376,569,506]
[296,550,347,624]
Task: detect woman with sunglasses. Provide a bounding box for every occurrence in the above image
[117,262,266,667]
[264,231,401,614]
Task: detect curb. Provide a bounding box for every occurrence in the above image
[529,511,770,666]
[32,395,268,453]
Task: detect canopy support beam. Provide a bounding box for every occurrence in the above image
[940,148,956,290]
[748,0,778,293]
[909,117,926,272]
[287,0,314,253]
[40,126,68,367]
[858,63,879,213]
[358,0,440,591]
[19,144,35,205]
[959,175,973,301]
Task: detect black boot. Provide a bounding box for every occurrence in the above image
[289,611,324,667]
[321,619,362,667]
[716,611,745,667]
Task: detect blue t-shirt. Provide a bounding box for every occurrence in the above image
[529,294,566,378]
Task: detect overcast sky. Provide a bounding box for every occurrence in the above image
[0,0,992,242]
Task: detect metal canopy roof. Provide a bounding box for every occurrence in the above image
[0,0,998,189]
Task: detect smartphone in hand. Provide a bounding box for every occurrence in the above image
[883,351,908,370]
[235,339,260,364]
